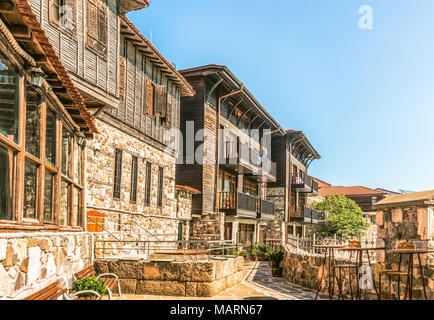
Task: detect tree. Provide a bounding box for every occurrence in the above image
[313,195,370,238]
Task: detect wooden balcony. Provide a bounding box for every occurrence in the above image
[220,140,260,174]
[291,175,317,194]
[290,206,327,224]
[250,156,277,182]
[217,191,258,219]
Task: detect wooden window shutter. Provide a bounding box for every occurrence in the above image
[98,6,107,49]
[119,56,126,100]
[64,0,77,26]
[155,85,167,118]
[144,78,154,116]
[87,1,98,39]
[164,92,172,128]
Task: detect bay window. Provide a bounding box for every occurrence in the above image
[0,47,85,230]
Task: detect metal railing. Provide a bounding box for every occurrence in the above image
[260,199,275,216]
[286,234,377,263]
[94,239,241,261]
[303,206,327,223]
[237,191,257,212]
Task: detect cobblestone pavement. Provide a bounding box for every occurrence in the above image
[109,261,326,300]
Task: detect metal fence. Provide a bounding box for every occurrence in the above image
[286,234,377,263]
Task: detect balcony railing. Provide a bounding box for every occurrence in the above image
[259,199,275,218]
[217,191,257,214]
[218,192,275,218]
[260,156,277,181]
[303,206,327,224]
[292,175,317,194]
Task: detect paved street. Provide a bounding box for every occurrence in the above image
[111,261,325,300]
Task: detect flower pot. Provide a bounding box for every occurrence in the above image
[271,267,283,277]
[257,252,269,261]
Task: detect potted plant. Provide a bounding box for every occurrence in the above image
[248,245,258,261]
[72,276,107,300]
[257,244,270,261]
[238,248,247,258]
[269,249,284,277]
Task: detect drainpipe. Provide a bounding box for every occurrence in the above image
[214,85,244,212]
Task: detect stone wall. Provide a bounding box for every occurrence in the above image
[0,232,92,299]
[375,205,434,299]
[94,256,244,297]
[266,187,285,240]
[85,118,182,248]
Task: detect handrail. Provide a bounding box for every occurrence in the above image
[87,216,120,241]
[130,220,163,243]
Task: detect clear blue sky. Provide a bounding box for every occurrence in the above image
[128,0,434,192]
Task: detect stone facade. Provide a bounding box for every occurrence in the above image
[85,118,181,242]
[266,187,285,239]
[375,205,434,299]
[94,256,244,297]
[0,232,92,299]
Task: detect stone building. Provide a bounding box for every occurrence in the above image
[176,65,283,245]
[0,0,98,298]
[372,190,434,299]
[266,130,321,240]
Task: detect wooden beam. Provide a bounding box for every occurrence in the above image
[8,25,31,38]
[0,1,15,12]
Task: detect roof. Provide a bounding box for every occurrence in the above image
[175,185,201,194]
[120,14,195,97]
[319,186,386,197]
[119,0,149,13]
[11,0,97,133]
[372,190,434,209]
[179,64,285,134]
[286,130,321,163]
[312,177,332,188]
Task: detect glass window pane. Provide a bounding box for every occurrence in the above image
[74,141,82,185]
[0,53,19,143]
[0,144,15,220]
[25,84,41,158]
[72,187,81,226]
[60,180,69,225]
[23,160,38,219]
[43,171,54,222]
[45,108,57,166]
[62,129,71,177]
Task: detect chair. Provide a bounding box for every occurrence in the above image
[378,242,415,300]
[333,240,361,300]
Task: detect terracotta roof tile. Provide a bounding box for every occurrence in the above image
[319,186,386,197]
[373,190,434,209]
[13,0,98,133]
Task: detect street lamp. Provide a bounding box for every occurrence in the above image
[30,66,46,88]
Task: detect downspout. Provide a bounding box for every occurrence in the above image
[214,85,244,212]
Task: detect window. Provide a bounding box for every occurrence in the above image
[60,180,69,226]
[45,108,57,166]
[238,224,254,245]
[72,186,81,226]
[145,78,155,117]
[144,162,151,206]
[0,144,16,221]
[243,179,258,196]
[130,155,138,203]
[23,160,39,220]
[25,85,42,158]
[157,167,164,207]
[113,148,122,199]
[119,56,126,100]
[50,0,76,31]
[86,0,107,56]
[43,171,55,222]
[62,129,72,177]
[0,55,19,143]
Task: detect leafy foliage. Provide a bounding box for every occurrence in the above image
[248,245,258,256]
[313,195,370,237]
[259,244,270,253]
[268,249,284,262]
[72,276,107,297]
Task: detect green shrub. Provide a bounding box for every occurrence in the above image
[238,249,247,257]
[72,276,107,297]
[248,245,258,256]
[259,244,270,253]
[269,249,284,263]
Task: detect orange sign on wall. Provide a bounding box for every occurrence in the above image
[86,211,106,232]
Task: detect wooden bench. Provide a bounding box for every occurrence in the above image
[23,279,101,300]
[74,265,121,300]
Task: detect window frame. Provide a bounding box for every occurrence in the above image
[113,148,123,200]
[86,0,108,58]
[130,155,138,203]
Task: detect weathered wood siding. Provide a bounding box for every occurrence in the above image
[28,0,119,103]
[106,35,181,147]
